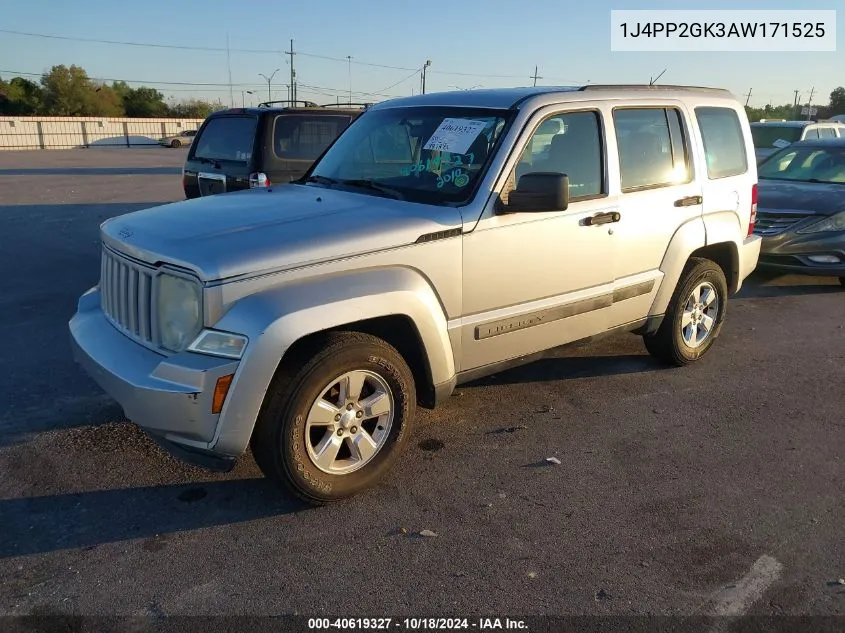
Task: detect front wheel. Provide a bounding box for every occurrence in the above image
[170,139,181,148]
[643,257,728,367]
[251,332,416,504]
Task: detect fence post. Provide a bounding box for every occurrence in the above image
[81,121,90,148]
[36,121,45,150]
[123,122,130,147]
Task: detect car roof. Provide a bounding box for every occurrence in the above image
[367,84,737,112]
[208,105,366,117]
[784,137,845,148]
[751,120,814,127]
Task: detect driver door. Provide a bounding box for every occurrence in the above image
[460,105,619,371]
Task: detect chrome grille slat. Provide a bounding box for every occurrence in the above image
[99,247,156,347]
[753,212,810,236]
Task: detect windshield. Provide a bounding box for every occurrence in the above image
[192,115,257,162]
[305,106,514,205]
[758,145,845,183]
[750,125,803,149]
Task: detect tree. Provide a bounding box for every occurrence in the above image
[168,98,223,119]
[122,86,168,117]
[0,77,45,115]
[829,87,845,115]
[40,65,122,116]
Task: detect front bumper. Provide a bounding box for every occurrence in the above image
[756,229,845,277]
[69,287,242,468]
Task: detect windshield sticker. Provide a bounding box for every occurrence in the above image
[437,168,470,189]
[423,118,487,154]
[772,138,791,148]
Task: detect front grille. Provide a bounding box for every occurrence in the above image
[100,247,156,345]
[754,212,810,236]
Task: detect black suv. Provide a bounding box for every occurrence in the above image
[182,100,367,199]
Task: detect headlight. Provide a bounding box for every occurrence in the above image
[187,330,248,359]
[797,211,845,234]
[157,274,202,352]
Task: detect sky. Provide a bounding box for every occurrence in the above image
[0,0,840,109]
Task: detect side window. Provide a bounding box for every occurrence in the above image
[513,110,604,199]
[694,106,749,179]
[613,107,690,191]
[803,128,820,140]
[817,127,835,139]
[274,115,351,160]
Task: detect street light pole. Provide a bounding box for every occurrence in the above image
[259,69,281,103]
[347,55,353,105]
[421,60,432,94]
[241,90,253,107]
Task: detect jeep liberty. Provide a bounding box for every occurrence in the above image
[70,85,762,504]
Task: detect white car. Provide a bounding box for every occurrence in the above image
[751,120,845,163]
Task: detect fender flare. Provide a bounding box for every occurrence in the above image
[207,266,455,456]
[649,218,707,318]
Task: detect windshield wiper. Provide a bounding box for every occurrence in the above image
[304,174,340,186]
[195,157,221,168]
[336,178,405,200]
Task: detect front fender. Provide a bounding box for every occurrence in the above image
[207,266,454,456]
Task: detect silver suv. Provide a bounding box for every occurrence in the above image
[70,85,762,503]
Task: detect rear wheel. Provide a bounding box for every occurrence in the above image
[643,257,728,367]
[251,332,416,504]
[170,139,181,148]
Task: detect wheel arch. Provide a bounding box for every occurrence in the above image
[207,267,455,456]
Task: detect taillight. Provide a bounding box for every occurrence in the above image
[748,183,758,237]
[249,172,271,188]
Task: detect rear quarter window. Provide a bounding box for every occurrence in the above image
[273,115,352,160]
[695,107,749,179]
[193,115,257,162]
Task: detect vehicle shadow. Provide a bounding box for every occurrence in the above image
[0,167,182,176]
[464,347,665,389]
[738,272,843,298]
[0,478,311,559]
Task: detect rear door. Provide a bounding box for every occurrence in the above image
[183,113,259,198]
[262,113,353,183]
[608,102,703,326]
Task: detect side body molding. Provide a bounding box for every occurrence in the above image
[207,267,455,456]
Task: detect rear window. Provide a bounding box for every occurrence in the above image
[750,125,803,149]
[695,107,749,179]
[193,115,257,162]
[273,115,352,160]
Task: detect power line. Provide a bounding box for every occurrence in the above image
[0,28,588,82]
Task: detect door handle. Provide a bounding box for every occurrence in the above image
[674,195,703,207]
[585,211,621,226]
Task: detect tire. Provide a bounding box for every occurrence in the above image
[839,277,845,288]
[643,257,728,367]
[170,139,181,148]
[251,332,416,504]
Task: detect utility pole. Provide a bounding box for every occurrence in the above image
[421,60,432,94]
[744,88,752,106]
[285,39,296,103]
[226,33,234,107]
[793,89,800,119]
[347,55,353,105]
[531,65,542,87]
[806,86,816,120]
[259,68,280,103]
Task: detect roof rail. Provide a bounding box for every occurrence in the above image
[319,102,373,109]
[579,84,731,94]
[257,99,320,108]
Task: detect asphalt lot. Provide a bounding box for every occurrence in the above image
[0,148,843,623]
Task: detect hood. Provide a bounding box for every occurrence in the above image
[757,179,845,216]
[100,184,463,281]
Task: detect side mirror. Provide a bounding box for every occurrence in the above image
[504,172,569,213]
